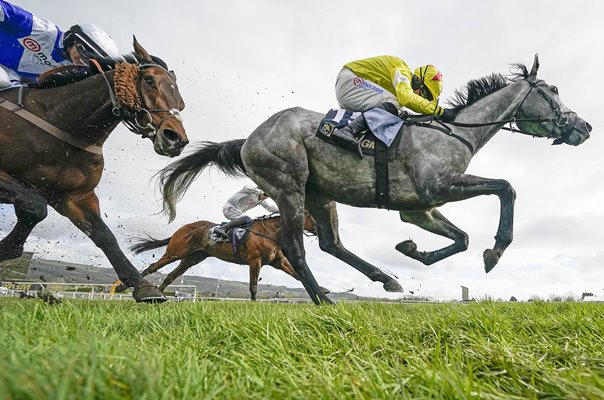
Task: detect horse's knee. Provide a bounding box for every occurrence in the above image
[15,196,48,223]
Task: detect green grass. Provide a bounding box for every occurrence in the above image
[0,300,603,399]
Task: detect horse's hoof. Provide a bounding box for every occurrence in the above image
[319,286,331,294]
[483,249,499,273]
[114,283,128,293]
[395,240,417,256]
[383,279,403,292]
[313,292,335,306]
[133,283,167,303]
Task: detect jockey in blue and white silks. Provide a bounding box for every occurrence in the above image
[0,0,119,88]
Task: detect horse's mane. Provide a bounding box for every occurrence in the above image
[35,53,169,89]
[446,63,529,112]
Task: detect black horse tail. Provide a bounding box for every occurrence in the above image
[130,236,171,254]
[158,139,247,222]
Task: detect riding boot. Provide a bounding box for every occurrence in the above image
[332,102,399,158]
[214,216,252,239]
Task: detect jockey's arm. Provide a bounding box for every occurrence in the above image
[260,199,278,214]
[393,67,443,116]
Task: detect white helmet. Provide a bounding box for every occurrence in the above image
[63,23,120,59]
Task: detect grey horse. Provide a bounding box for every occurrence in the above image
[160,55,591,305]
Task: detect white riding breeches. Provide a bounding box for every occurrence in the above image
[335,67,400,112]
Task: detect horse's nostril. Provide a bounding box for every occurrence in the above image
[163,129,180,143]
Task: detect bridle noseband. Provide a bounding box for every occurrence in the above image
[91,60,183,140]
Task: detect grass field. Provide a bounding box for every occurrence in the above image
[0,299,603,399]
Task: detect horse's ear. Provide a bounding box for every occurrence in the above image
[529,53,540,77]
[132,35,152,62]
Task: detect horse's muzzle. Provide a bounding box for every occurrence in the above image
[154,120,189,157]
[553,119,591,146]
[566,120,591,146]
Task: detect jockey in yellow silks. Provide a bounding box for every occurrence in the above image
[339,55,445,115]
[331,55,455,155]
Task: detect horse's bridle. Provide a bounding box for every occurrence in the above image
[447,77,578,143]
[92,60,183,140]
[409,77,579,153]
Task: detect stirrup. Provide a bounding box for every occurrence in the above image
[214,227,228,238]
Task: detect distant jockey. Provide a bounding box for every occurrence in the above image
[331,55,456,153]
[0,0,120,88]
[214,185,279,239]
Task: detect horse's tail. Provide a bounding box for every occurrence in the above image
[158,139,247,222]
[130,236,171,254]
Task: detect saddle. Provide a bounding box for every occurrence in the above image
[211,222,253,264]
[316,108,405,160]
[316,108,406,209]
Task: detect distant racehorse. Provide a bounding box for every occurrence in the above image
[130,213,320,301]
[159,55,591,304]
[0,38,189,302]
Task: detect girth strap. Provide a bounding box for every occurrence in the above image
[374,139,390,208]
[0,96,103,155]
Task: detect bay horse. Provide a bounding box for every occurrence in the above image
[129,213,319,300]
[159,55,591,305]
[0,38,188,302]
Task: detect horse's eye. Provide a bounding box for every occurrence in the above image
[551,86,559,95]
[144,76,156,88]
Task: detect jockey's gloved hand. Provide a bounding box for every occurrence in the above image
[440,108,456,122]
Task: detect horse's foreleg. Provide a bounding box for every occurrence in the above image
[158,252,207,291]
[305,193,402,292]
[54,192,164,302]
[413,174,515,272]
[0,171,48,260]
[248,259,262,301]
[397,208,469,265]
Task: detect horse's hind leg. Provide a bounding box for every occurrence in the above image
[141,254,180,277]
[0,172,48,260]
[243,137,332,305]
[305,192,403,292]
[158,251,207,291]
[269,251,331,294]
[396,208,469,265]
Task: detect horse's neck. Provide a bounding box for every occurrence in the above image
[457,80,530,153]
[31,72,120,144]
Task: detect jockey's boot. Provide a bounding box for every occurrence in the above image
[214,216,253,239]
[332,102,399,158]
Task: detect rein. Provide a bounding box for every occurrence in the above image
[410,77,577,153]
[89,59,182,140]
[0,92,104,155]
